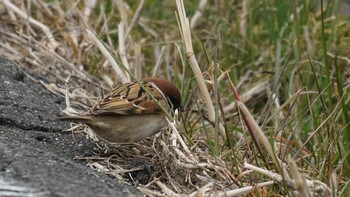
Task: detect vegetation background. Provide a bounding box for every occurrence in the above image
[1,0,350,196]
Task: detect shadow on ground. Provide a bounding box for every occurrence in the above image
[0,58,141,196]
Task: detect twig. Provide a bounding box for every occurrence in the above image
[137,187,166,197]
[156,181,179,197]
[189,182,213,197]
[219,181,275,197]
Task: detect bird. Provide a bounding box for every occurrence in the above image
[61,78,182,143]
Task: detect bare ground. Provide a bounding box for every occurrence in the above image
[0,57,141,196]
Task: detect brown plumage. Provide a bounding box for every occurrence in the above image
[61,78,181,143]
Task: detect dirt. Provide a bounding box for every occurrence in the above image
[0,58,141,196]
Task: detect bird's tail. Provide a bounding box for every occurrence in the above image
[59,107,91,122]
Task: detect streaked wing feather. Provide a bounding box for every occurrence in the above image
[89,82,167,115]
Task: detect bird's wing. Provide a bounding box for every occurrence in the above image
[89,82,168,115]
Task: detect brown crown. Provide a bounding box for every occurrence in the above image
[143,78,182,111]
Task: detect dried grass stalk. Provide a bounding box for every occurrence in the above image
[2,0,60,50]
[83,0,97,19]
[175,0,225,138]
[118,22,131,81]
[134,42,142,80]
[237,100,292,182]
[86,28,130,84]
[190,0,208,28]
[289,159,310,197]
[219,181,274,196]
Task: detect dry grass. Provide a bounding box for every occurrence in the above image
[1,0,349,196]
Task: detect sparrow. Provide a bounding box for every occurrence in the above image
[61,78,182,143]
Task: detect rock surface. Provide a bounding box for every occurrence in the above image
[0,58,141,196]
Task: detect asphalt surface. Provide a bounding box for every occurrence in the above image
[0,58,141,196]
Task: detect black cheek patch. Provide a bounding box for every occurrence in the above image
[169,96,181,110]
